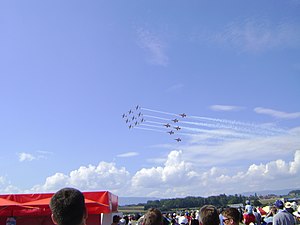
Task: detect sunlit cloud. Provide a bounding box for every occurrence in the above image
[137,28,169,66]
[17,152,36,162]
[254,107,300,119]
[210,105,244,112]
[117,152,139,158]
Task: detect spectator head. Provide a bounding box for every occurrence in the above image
[222,208,240,225]
[143,208,163,225]
[113,215,120,223]
[50,187,87,225]
[199,205,220,225]
[274,200,284,210]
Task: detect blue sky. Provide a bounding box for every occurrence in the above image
[0,0,299,198]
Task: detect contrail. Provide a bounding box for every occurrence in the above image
[141,108,178,117]
[127,106,288,143]
[143,114,171,121]
[134,126,166,133]
[141,123,168,130]
[145,120,167,126]
[142,107,286,136]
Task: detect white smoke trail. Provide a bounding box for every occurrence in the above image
[141,107,178,117]
[134,126,166,133]
[143,114,172,121]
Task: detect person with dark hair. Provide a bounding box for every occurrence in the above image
[112,215,120,225]
[143,208,163,225]
[199,205,220,225]
[222,208,240,225]
[273,200,295,225]
[49,187,87,225]
[253,208,262,225]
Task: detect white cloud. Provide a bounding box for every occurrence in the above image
[210,105,244,112]
[117,152,139,158]
[254,107,300,119]
[5,127,300,198]
[31,162,131,196]
[137,28,169,66]
[18,152,36,162]
[212,19,300,53]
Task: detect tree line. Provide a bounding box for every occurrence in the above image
[144,194,262,211]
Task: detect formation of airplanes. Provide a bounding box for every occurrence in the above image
[123,105,187,143]
[123,105,145,129]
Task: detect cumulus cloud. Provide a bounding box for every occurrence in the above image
[6,127,300,197]
[132,150,198,190]
[117,152,139,158]
[31,162,131,196]
[210,105,244,112]
[137,28,169,66]
[254,107,300,119]
[18,152,36,162]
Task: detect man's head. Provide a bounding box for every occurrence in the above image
[222,208,240,225]
[50,187,87,225]
[274,200,284,210]
[143,208,163,225]
[199,205,219,225]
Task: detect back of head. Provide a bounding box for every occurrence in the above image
[222,208,240,225]
[199,205,220,225]
[50,187,86,225]
[143,208,163,225]
[274,200,284,210]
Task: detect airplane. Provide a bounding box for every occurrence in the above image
[172,119,179,123]
[135,121,139,126]
[132,116,135,120]
[164,123,171,128]
[140,118,145,123]
[136,105,140,110]
[179,113,186,118]
[138,112,142,117]
[122,114,126,118]
[128,110,132,114]
[174,138,182,142]
[126,119,129,123]
[174,126,181,131]
[129,125,132,129]
[167,131,174,135]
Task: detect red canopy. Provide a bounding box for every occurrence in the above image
[0,191,118,217]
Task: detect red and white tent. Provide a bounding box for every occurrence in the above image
[0,191,118,225]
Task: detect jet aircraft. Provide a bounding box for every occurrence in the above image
[167,131,174,135]
[129,125,132,129]
[138,112,142,117]
[126,119,129,123]
[179,113,186,118]
[122,114,126,118]
[164,123,171,128]
[174,138,182,142]
[172,119,179,123]
[174,126,181,130]
[136,105,140,110]
[128,110,132,114]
